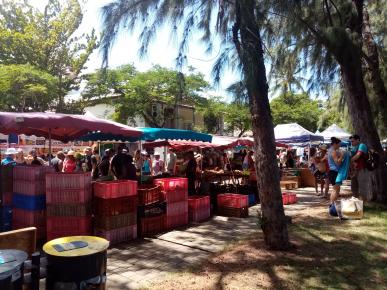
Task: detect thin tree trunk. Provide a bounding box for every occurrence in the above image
[362,7,387,127]
[236,0,290,250]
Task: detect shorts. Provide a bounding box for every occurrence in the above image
[329,170,338,185]
[351,168,370,199]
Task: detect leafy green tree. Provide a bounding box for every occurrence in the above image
[265,0,387,201]
[83,65,209,128]
[224,103,251,137]
[100,0,290,249]
[81,64,137,101]
[0,64,57,112]
[195,97,227,134]
[270,93,322,132]
[0,0,98,112]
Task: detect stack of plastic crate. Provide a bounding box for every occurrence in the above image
[137,184,166,237]
[188,195,210,223]
[217,194,249,218]
[0,165,13,208]
[94,180,138,245]
[0,166,13,232]
[154,178,188,230]
[12,166,54,239]
[46,172,92,241]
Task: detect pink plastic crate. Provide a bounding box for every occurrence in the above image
[13,166,54,182]
[188,196,210,222]
[12,208,46,226]
[95,224,137,245]
[282,193,290,205]
[155,178,188,203]
[1,192,12,206]
[166,200,188,217]
[94,180,137,199]
[46,188,92,204]
[47,216,91,234]
[217,194,248,209]
[166,212,188,230]
[13,180,45,196]
[46,173,91,190]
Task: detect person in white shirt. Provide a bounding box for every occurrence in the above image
[152,153,165,176]
[166,148,177,174]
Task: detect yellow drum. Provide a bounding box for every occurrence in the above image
[43,236,109,290]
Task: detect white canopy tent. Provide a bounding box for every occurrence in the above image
[274,123,324,144]
[320,124,351,142]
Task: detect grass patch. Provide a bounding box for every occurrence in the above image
[148,202,387,290]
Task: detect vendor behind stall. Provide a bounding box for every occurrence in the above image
[186,151,197,195]
[152,153,165,176]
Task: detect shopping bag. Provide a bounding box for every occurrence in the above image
[341,197,363,219]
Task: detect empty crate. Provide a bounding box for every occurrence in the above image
[94,196,137,216]
[137,184,163,206]
[188,196,210,222]
[96,225,137,245]
[94,180,137,199]
[47,216,92,240]
[139,214,166,237]
[217,194,248,209]
[46,172,91,190]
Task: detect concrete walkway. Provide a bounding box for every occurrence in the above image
[106,186,335,289]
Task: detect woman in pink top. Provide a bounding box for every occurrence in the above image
[63,150,77,173]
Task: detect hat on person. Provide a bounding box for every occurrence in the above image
[154,153,160,156]
[67,150,75,156]
[5,148,17,155]
[319,145,328,151]
[141,150,147,155]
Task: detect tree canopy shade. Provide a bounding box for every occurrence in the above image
[0,0,98,112]
[270,93,322,132]
[0,64,57,112]
[100,0,290,250]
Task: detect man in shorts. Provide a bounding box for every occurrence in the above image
[349,135,369,200]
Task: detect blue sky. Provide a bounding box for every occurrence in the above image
[30,0,241,99]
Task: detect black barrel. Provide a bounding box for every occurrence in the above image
[43,236,109,290]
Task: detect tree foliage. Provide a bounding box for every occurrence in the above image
[82,65,209,127]
[0,64,57,112]
[270,93,322,132]
[0,0,98,112]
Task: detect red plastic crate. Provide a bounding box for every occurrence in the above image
[94,180,137,199]
[13,166,54,182]
[166,212,188,230]
[13,180,46,196]
[138,184,163,206]
[155,178,188,203]
[46,188,92,204]
[12,208,46,226]
[282,193,290,205]
[94,196,137,216]
[46,173,91,190]
[188,196,210,222]
[95,224,137,245]
[47,216,91,240]
[139,214,166,237]
[95,212,137,230]
[217,194,248,209]
[46,203,91,217]
[166,200,188,217]
[1,192,12,206]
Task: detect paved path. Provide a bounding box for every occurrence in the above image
[107,186,336,289]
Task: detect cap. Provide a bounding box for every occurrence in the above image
[67,150,75,156]
[5,148,17,155]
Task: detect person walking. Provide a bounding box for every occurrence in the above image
[51,151,65,172]
[349,134,369,200]
[328,137,344,203]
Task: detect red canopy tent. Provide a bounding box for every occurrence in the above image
[142,138,287,151]
[0,112,142,142]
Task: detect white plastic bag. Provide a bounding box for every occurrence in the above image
[341,197,363,219]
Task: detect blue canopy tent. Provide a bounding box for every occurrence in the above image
[78,127,212,143]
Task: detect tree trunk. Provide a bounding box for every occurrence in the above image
[340,61,387,202]
[235,0,290,250]
[362,7,387,127]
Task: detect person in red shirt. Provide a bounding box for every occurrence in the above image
[63,150,77,173]
[349,134,369,200]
